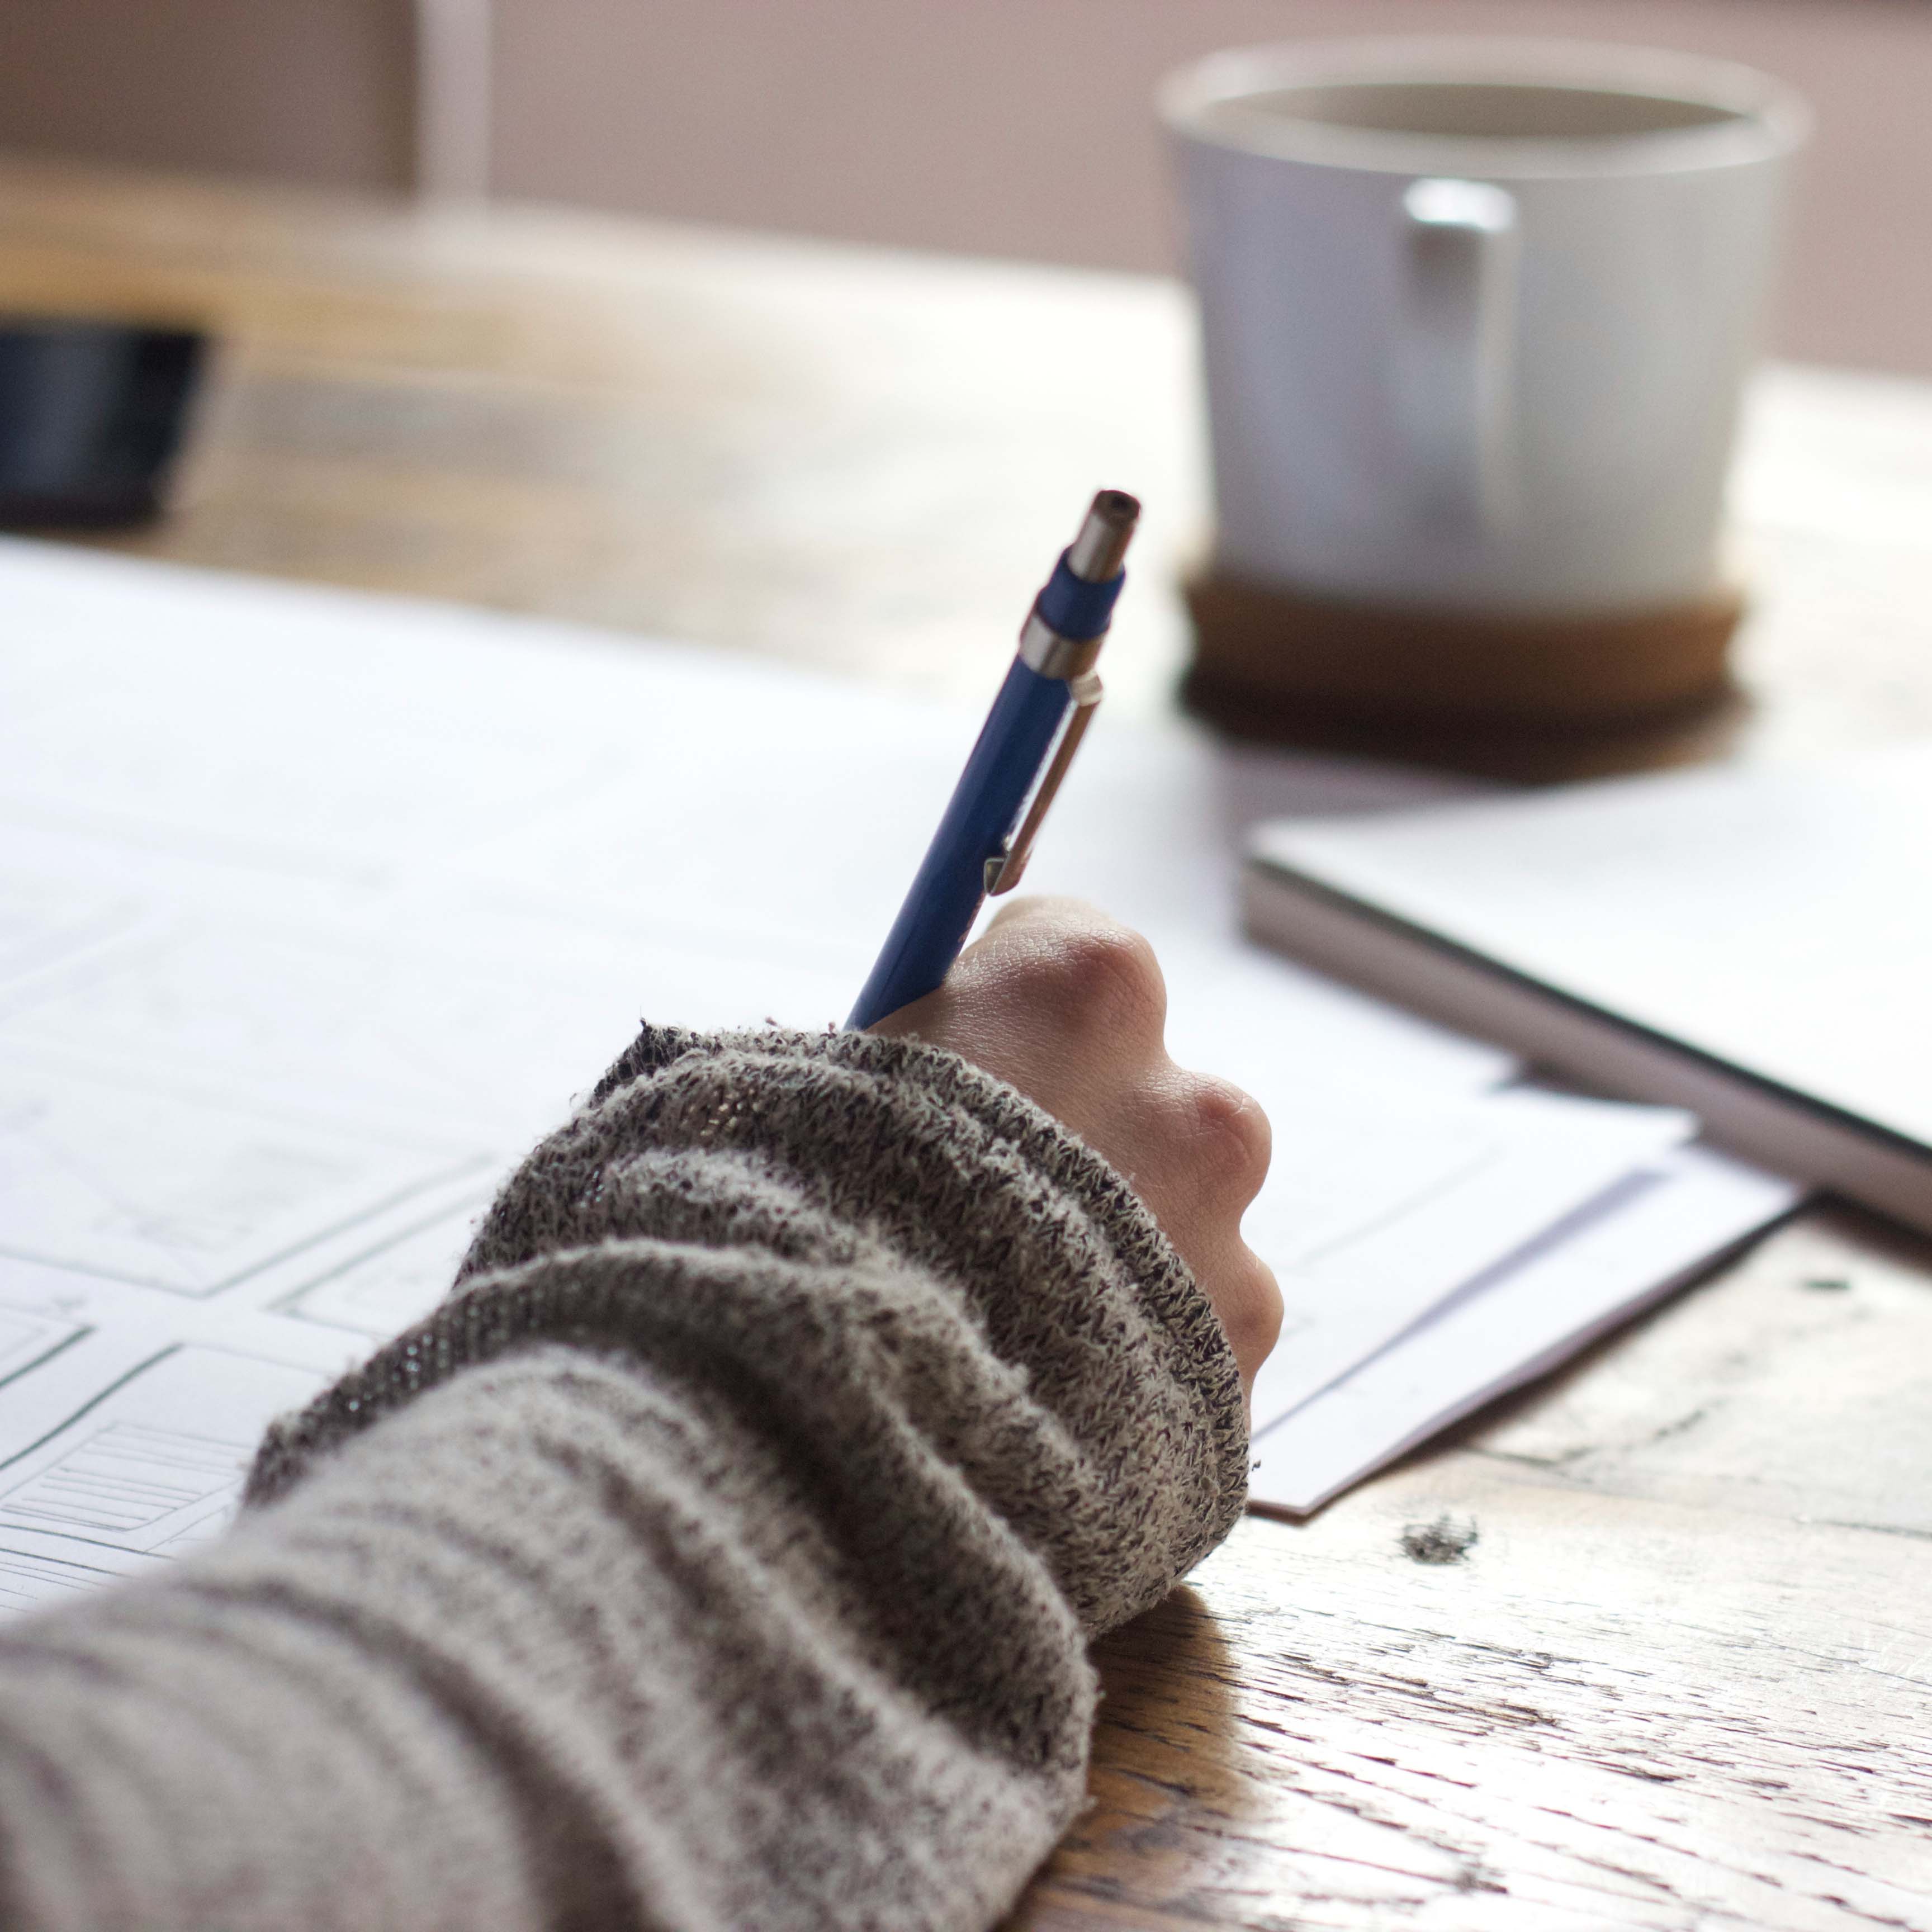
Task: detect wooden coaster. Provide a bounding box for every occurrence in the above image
[1182,569,1748,781]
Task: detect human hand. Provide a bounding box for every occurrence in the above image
[868,897,1282,1398]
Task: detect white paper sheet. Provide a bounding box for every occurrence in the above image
[1247,1144,1801,1516]
[0,1341,330,1592]
[1245,1088,1696,1423]
[264,1192,497,1341]
[0,1049,489,1297]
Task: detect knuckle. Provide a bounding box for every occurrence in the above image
[1039,922,1166,1037]
[1221,1252,1285,1371]
[1179,1073,1272,1200]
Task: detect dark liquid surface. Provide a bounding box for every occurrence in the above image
[1214,80,1740,144]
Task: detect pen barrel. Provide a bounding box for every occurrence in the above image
[845,660,1074,1030]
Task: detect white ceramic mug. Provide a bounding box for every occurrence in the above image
[1161,40,1810,617]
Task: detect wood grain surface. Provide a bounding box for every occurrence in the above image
[1042,1209,1932,1930]
[1,156,1926,1930]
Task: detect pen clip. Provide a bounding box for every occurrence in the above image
[984,672,1102,896]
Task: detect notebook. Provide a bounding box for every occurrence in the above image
[1246,746,1932,1237]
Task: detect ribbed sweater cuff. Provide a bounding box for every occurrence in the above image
[248,1025,1249,1635]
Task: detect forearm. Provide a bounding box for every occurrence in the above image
[0,1027,1248,1932]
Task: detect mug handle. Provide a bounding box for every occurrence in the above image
[1398,177,1520,532]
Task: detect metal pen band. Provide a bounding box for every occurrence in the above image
[1017,612,1105,679]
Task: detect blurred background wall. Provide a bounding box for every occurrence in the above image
[0,0,415,190]
[0,0,1925,372]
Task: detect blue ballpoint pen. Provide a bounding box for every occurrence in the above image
[846,489,1140,1030]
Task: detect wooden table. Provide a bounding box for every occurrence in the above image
[4,155,1928,1930]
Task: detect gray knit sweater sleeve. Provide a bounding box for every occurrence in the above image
[0,1026,1248,1932]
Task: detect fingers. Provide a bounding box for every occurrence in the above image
[1123,1067,1281,1389]
[969,898,1168,1047]
[868,896,1283,1396]
[1116,1068,1269,1234]
[1177,1068,1273,1216]
[877,898,1168,1113]
[1196,1242,1284,1391]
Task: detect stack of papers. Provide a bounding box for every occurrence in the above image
[1152,949,1793,1514]
[0,543,1799,1612]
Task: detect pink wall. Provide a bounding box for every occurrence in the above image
[0,0,413,190]
[490,0,1932,373]
[0,1,1925,372]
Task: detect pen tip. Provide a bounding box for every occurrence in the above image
[1068,489,1141,582]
